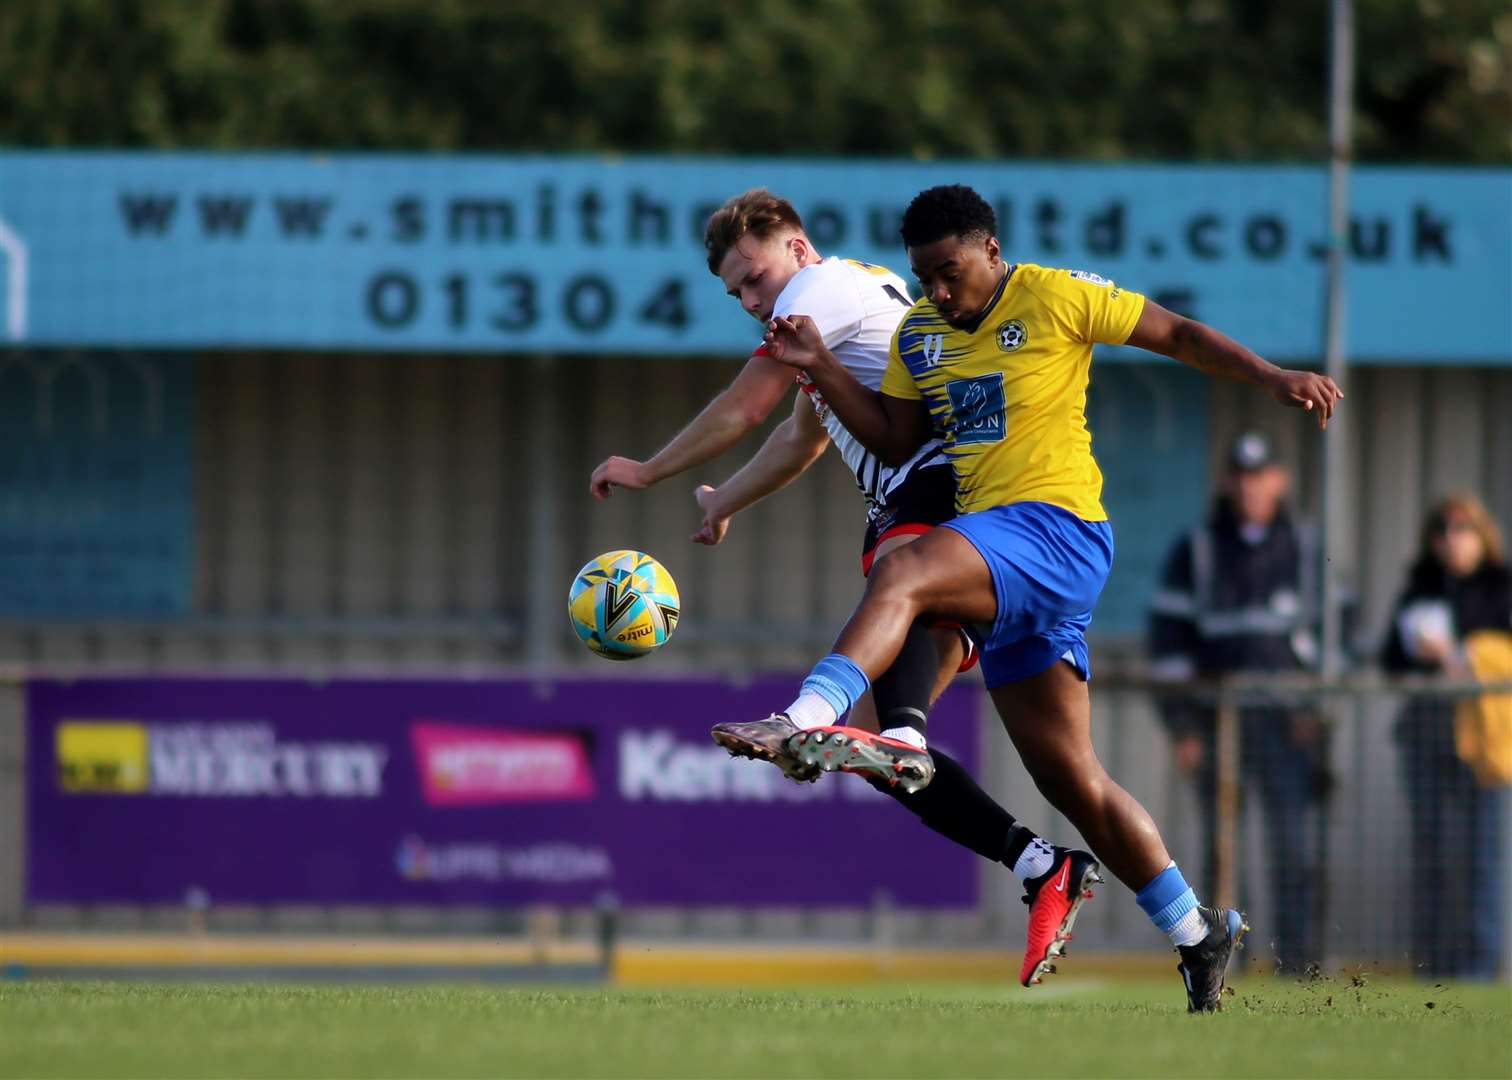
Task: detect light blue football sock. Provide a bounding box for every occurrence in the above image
[1136,862,1206,947]
[797,653,871,721]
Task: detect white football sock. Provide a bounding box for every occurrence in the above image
[784,690,838,730]
[1168,907,1208,948]
[1012,837,1057,882]
[879,725,927,750]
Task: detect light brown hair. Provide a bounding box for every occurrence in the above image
[1420,491,1506,566]
[703,188,804,274]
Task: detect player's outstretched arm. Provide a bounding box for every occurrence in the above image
[691,394,831,545]
[1126,301,1344,429]
[589,355,794,499]
[763,314,930,465]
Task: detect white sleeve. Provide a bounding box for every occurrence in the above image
[773,269,865,350]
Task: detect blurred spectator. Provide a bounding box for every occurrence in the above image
[1383,492,1511,979]
[1147,432,1330,974]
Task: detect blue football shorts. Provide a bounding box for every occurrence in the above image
[940,500,1114,689]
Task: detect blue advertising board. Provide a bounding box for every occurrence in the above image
[1,153,1507,361]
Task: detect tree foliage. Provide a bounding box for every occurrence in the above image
[2,0,1507,161]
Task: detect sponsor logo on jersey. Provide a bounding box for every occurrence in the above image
[946,373,1007,445]
[869,505,899,537]
[996,319,1028,352]
[1068,270,1113,286]
[922,333,945,367]
[411,722,595,805]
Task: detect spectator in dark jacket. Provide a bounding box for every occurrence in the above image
[1147,432,1329,974]
[1383,491,1511,979]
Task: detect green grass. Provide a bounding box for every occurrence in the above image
[1,976,1508,1079]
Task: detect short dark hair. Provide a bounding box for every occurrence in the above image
[704,188,805,274]
[900,184,997,248]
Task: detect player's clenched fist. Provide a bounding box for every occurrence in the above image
[762,314,827,369]
[690,485,731,546]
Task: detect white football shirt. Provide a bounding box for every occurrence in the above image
[764,257,947,514]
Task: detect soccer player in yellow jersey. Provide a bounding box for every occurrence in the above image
[748,184,1341,1011]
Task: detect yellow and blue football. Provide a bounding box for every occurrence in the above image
[567,550,680,660]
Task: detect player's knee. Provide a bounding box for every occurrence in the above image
[865,544,930,604]
[1035,771,1106,825]
[1025,744,1104,803]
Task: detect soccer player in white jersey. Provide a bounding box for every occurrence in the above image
[591,189,1101,987]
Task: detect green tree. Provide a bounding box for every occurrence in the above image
[0,0,1506,161]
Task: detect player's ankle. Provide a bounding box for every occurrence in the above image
[1013,837,1058,882]
[879,725,927,750]
[785,691,838,730]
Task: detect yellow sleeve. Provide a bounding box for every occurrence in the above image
[881,332,923,400]
[1036,268,1147,346]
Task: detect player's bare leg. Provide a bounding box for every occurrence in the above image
[788,621,966,789]
[991,661,1169,890]
[842,528,999,673]
[776,530,993,789]
[826,626,961,732]
[845,691,881,733]
[773,532,1102,982]
[787,531,970,789]
[715,531,965,786]
[747,525,1244,1001]
[866,531,971,703]
[776,535,1091,985]
[993,660,1248,1008]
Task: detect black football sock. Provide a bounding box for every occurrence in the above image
[878,747,1045,871]
[870,617,939,740]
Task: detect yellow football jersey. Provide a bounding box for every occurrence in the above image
[881,263,1145,520]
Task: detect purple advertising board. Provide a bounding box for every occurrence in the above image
[27,676,982,907]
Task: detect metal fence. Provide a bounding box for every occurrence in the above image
[1048,676,1511,979]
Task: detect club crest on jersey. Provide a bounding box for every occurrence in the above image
[996,320,1028,352]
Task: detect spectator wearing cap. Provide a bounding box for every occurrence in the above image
[1146,432,1331,974]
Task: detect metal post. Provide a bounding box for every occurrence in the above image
[871,887,897,976]
[0,680,25,928]
[596,891,619,981]
[1316,0,1356,970]
[526,355,564,669]
[1214,679,1241,910]
[1320,0,1355,679]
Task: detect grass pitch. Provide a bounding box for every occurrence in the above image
[1,976,1508,1079]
